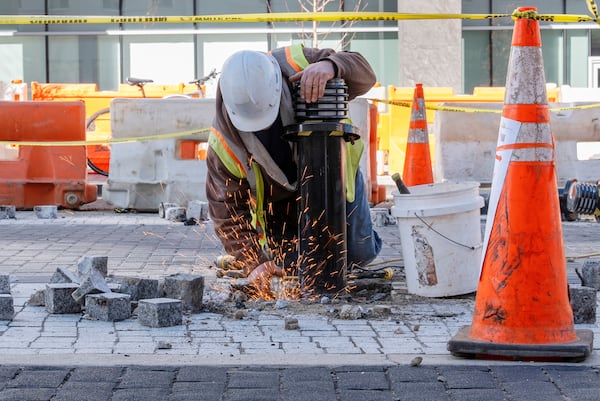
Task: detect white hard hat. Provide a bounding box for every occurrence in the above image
[219,50,282,132]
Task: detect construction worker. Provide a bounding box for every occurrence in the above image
[207,45,381,299]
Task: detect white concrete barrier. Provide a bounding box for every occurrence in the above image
[558,85,600,102]
[104,98,214,211]
[434,102,600,186]
[104,97,373,211]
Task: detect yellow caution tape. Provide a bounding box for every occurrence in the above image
[3,99,600,147]
[0,10,599,26]
[588,0,599,19]
[370,99,503,114]
[511,9,595,23]
[0,12,511,25]
[0,128,209,147]
[370,98,600,114]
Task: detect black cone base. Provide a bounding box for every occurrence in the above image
[447,326,593,362]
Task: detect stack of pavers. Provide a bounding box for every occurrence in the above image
[41,255,204,327]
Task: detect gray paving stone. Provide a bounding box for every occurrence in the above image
[110,276,160,300]
[280,367,332,382]
[282,380,336,400]
[223,388,279,401]
[501,381,562,399]
[0,367,18,380]
[0,275,10,294]
[439,369,497,389]
[227,370,279,389]
[569,285,597,323]
[77,255,108,277]
[162,273,204,312]
[281,391,337,401]
[171,382,224,393]
[336,371,389,390]
[5,368,70,388]
[33,205,57,219]
[137,298,182,327]
[0,388,56,401]
[45,283,82,314]
[389,381,451,401]
[447,388,510,401]
[49,267,80,284]
[72,269,111,304]
[52,382,115,401]
[168,391,224,401]
[68,366,123,382]
[559,388,600,401]
[85,292,131,321]
[176,366,228,382]
[387,366,440,382]
[111,388,170,401]
[0,205,16,220]
[336,389,399,401]
[544,368,600,389]
[116,368,176,388]
[491,365,549,382]
[578,259,600,289]
[0,295,14,320]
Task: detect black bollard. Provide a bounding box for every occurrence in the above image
[285,79,358,298]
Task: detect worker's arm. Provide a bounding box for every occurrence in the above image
[289,47,376,103]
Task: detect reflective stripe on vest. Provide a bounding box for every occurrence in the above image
[270,44,309,77]
[208,127,246,179]
[208,126,267,245]
[346,138,364,203]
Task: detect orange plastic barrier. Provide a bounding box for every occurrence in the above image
[0,101,97,209]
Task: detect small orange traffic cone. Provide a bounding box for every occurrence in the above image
[448,7,593,362]
[402,83,433,187]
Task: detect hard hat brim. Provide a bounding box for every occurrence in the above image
[226,89,281,132]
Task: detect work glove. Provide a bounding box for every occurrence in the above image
[246,260,284,300]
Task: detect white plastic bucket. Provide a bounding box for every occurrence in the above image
[391,181,484,297]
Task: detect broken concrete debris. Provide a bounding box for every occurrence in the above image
[23,256,204,327]
[158,201,209,225]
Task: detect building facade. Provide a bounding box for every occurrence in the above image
[0,0,597,94]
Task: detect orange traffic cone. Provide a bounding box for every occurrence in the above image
[448,7,593,362]
[402,83,433,186]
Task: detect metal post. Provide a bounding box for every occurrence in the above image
[285,79,358,298]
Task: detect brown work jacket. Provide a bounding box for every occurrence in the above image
[206,46,376,272]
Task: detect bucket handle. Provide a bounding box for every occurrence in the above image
[413,213,482,251]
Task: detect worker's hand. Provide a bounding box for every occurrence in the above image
[289,60,336,103]
[246,260,283,300]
